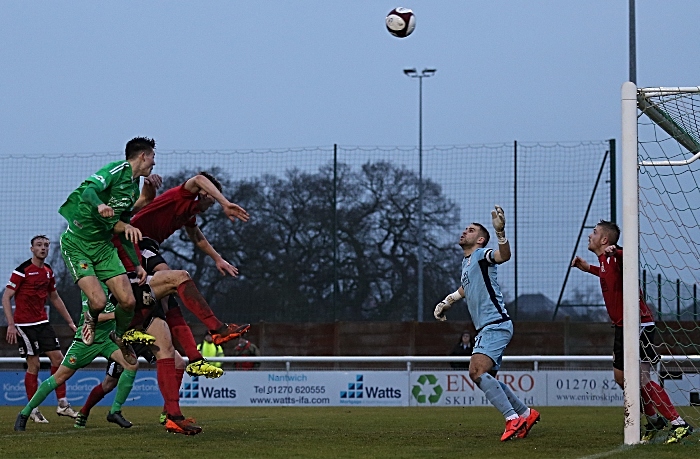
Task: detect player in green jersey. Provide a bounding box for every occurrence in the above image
[14,286,138,431]
[58,137,159,362]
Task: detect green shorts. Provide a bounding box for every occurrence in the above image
[60,231,126,283]
[62,339,119,370]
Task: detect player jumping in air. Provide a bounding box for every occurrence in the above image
[434,206,540,442]
[572,220,693,444]
[58,137,159,363]
[127,171,250,374]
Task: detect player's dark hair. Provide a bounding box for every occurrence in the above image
[473,223,490,246]
[597,220,620,244]
[125,137,156,160]
[199,171,222,192]
[30,235,49,245]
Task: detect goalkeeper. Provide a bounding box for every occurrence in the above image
[433,206,540,442]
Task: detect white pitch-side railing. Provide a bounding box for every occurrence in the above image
[1,355,698,372]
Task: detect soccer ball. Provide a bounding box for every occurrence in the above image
[385,7,415,38]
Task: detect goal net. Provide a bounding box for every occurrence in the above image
[623,84,700,444]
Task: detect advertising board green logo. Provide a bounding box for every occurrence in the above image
[412,374,443,404]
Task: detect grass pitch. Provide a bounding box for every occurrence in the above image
[0,406,697,458]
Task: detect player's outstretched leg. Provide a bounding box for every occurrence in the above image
[174,276,250,345]
[210,323,251,345]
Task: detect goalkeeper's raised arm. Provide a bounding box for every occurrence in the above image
[490,205,511,264]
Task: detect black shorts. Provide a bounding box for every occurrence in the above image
[106,358,124,378]
[110,274,165,329]
[613,324,659,371]
[106,342,156,377]
[138,238,166,275]
[132,343,156,364]
[15,323,61,358]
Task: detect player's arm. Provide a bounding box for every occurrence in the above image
[571,256,600,276]
[133,174,163,212]
[434,286,465,321]
[113,215,142,244]
[97,311,115,323]
[184,225,239,277]
[81,181,114,218]
[490,205,511,263]
[184,174,249,223]
[2,288,17,344]
[48,291,77,332]
[112,219,147,283]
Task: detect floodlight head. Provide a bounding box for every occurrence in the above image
[422,68,437,77]
[404,68,417,76]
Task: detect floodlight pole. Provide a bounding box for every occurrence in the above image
[404,68,436,322]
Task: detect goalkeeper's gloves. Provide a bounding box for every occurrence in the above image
[491,205,507,245]
[434,291,463,321]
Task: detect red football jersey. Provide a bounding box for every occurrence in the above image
[6,260,55,325]
[588,248,654,326]
[130,183,201,244]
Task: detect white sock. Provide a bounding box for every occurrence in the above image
[671,417,685,426]
[506,414,519,421]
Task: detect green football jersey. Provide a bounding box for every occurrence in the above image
[59,160,140,242]
[75,287,116,343]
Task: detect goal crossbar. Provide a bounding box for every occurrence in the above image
[637,86,700,166]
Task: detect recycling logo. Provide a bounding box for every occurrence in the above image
[412,374,443,404]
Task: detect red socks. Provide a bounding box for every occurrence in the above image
[176,280,224,331]
[643,381,680,420]
[24,372,38,400]
[81,384,107,415]
[51,366,66,400]
[157,358,182,418]
[166,306,204,362]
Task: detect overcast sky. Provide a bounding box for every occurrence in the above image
[1,1,699,155]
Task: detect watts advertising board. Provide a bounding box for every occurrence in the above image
[179,371,408,407]
[1,369,635,407]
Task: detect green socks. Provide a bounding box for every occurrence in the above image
[21,376,58,416]
[111,369,136,414]
[114,305,135,337]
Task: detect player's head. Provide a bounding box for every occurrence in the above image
[30,235,50,260]
[196,171,222,211]
[125,137,156,176]
[588,220,620,254]
[458,223,490,249]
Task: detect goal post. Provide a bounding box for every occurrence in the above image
[622,82,700,445]
[621,81,641,445]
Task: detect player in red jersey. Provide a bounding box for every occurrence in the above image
[572,220,693,444]
[2,235,78,422]
[130,171,250,353]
